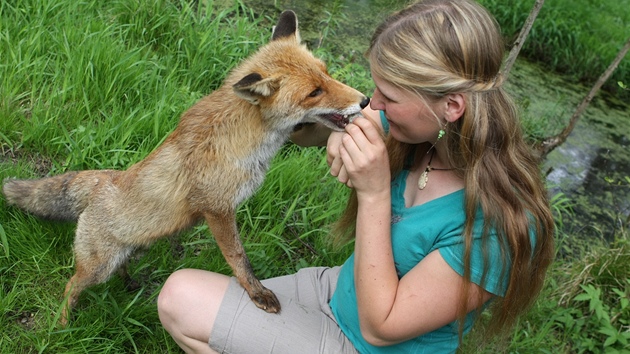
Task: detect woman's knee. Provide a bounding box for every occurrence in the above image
[158,269,194,323]
[157,269,230,329]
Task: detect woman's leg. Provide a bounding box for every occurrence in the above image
[158,267,356,354]
[158,269,229,354]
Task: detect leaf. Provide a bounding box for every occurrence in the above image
[574,293,592,301]
[125,317,152,333]
[0,223,8,258]
[603,335,616,347]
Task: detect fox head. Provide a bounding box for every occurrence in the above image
[230,10,370,132]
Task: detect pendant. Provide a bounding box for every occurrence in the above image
[418,169,429,190]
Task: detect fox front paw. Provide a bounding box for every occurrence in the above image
[251,288,281,313]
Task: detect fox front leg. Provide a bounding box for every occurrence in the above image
[204,210,281,313]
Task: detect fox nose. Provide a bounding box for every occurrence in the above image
[359,97,370,109]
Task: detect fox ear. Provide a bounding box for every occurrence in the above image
[271,10,300,43]
[233,73,278,105]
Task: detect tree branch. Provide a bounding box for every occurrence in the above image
[501,0,545,80]
[536,37,630,159]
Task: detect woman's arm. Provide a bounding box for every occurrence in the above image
[356,250,493,346]
[340,118,492,346]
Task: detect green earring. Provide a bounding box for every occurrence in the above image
[437,129,445,140]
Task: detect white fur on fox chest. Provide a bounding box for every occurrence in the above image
[232,128,289,207]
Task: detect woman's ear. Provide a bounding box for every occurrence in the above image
[444,93,465,122]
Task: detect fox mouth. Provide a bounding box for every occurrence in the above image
[318,112,359,130]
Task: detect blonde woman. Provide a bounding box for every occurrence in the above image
[157,0,555,352]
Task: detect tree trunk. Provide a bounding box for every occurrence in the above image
[502,0,545,80]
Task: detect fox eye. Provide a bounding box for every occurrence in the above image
[308,88,323,98]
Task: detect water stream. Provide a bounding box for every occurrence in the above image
[221,0,630,241]
[508,62,630,240]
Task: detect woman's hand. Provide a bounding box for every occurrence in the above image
[339,117,390,197]
[327,131,352,187]
[327,107,384,189]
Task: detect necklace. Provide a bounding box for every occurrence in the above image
[418,148,453,190]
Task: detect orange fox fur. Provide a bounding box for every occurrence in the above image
[2,10,369,326]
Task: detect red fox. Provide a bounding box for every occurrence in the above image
[2,10,369,326]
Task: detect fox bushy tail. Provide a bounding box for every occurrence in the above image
[2,170,114,221]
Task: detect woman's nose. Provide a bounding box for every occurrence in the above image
[370,90,384,110]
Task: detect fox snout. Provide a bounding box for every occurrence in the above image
[346,96,371,127]
[313,96,371,132]
[360,96,371,109]
[324,96,370,130]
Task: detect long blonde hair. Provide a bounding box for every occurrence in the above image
[336,0,555,340]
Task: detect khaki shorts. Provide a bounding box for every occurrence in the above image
[209,266,358,354]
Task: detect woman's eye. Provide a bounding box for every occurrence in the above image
[308,88,323,97]
[376,88,395,103]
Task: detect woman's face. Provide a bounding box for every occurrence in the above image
[369,72,445,144]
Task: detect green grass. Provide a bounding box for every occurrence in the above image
[0,150,351,352]
[0,0,265,170]
[1,146,351,353]
[0,1,353,351]
[479,0,630,99]
[1,0,629,353]
[462,222,630,353]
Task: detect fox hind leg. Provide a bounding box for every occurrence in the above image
[204,210,281,313]
[60,219,135,326]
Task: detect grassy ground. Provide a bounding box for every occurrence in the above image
[1,0,628,353]
[479,0,630,100]
[0,1,351,352]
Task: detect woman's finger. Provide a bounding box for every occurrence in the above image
[330,154,344,177]
[343,123,370,153]
[326,131,345,166]
[351,116,383,145]
[337,164,351,186]
[337,147,354,188]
